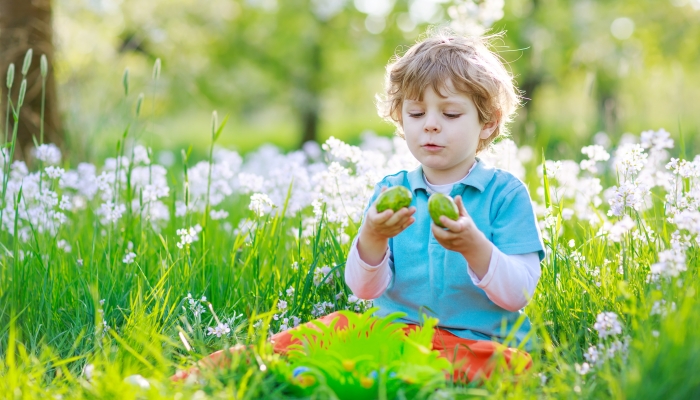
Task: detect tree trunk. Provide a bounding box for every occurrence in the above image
[298,33,322,147]
[0,0,63,162]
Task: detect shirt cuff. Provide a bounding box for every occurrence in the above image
[467,244,497,287]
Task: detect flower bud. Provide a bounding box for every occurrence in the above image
[135,93,144,117]
[122,68,129,96]
[40,54,48,78]
[6,63,14,89]
[17,79,27,108]
[22,49,33,76]
[152,58,161,80]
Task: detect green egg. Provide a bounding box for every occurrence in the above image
[375,186,413,213]
[428,193,459,228]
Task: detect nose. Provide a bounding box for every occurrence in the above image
[423,112,440,133]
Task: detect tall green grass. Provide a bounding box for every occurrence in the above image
[1,51,700,399]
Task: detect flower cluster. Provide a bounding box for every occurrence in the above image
[185,293,207,319]
[207,323,231,338]
[576,311,628,376]
[313,265,340,287]
[593,311,623,339]
[176,225,202,249]
[311,301,335,318]
[272,286,302,333]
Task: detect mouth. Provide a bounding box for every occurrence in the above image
[421,144,444,151]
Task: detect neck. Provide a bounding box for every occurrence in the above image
[423,158,477,185]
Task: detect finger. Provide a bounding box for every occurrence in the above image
[401,217,415,230]
[373,209,394,224]
[431,222,450,240]
[455,196,469,217]
[440,215,462,233]
[385,207,411,226]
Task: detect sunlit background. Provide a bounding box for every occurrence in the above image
[51,0,700,162]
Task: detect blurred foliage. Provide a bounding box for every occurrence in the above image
[51,0,700,162]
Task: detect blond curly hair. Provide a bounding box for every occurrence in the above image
[377,30,521,154]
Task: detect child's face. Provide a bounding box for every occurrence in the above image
[401,80,496,184]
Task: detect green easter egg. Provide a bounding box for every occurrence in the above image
[428,193,459,228]
[375,186,413,213]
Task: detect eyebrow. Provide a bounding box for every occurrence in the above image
[404,99,469,107]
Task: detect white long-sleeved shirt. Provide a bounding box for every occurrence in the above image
[345,166,542,312]
[345,239,541,311]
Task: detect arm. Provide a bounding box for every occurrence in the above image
[467,247,541,311]
[346,185,414,298]
[345,237,393,300]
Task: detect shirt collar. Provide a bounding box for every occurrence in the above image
[406,157,495,194]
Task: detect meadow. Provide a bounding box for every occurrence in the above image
[2,58,700,399]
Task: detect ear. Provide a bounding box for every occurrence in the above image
[479,112,501,140]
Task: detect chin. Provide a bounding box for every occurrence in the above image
[420,162,449,171]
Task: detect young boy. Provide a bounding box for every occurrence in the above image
[173,31,544,383]
[273,31,544,381]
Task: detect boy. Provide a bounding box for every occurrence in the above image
[174,31,544,383]
[274,31,544,381]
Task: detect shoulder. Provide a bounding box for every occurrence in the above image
[483,164,529,197]
[376,169,411,187]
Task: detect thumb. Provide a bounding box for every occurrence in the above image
[455,195,470,218]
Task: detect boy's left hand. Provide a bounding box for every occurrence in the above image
[431,196,492,275]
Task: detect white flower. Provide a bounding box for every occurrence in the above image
[666,158,699,178]
[45,166,65,179]
[650,246,686,279]
[57,239,72,253]
[674,210,700,235]
[97,201,126,224]
[584,346,600,365]
[123,252,136,264]
[248,193,275,217]
[185,293,206,318]
[607,182,649,217]
[133,145,151,165]
[575,362,590,375]
[210,209,229,220]
[124,374,150,390]
[593,312,623,339]
[177,225,202,249]
[313,265,333,286]
[582,145,611,162]
[277,299,288,311]
[207,323,231,337]
[640,129,674,151]
[83,363,95,380]
[311,301,335,317]
[614,143,647,177]
[286,286,295,297]
[607,215,636,242]
[33,144,62,164]
[348,294,359,304]
[580,145,610,173]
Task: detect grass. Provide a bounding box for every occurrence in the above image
[2,56,700,399]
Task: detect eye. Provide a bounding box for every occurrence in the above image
[408,112,424,118]
[444,113,461,119]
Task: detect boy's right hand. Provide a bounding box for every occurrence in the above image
[357,187,415,265]
[362,187,416,240]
